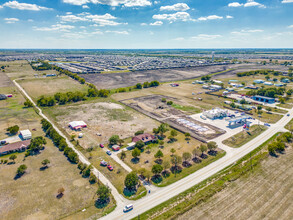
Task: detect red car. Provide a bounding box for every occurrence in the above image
[107,164,113,171]
[100,144,104,148]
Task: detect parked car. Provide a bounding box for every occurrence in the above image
[0,140,6,145]
[100,160,107,166]
[107,164,113,171]
[287,114,290,116]
[106,150,112,155]
[100,144,104,148]
[123,204,133,212]
[264,123,271,127]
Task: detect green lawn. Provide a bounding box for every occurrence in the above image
[276,103,293,109]
[222,125,267,148]
[171,103,201,114]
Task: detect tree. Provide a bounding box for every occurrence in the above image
[132,148,141,159]
[58,187,65,196]
[138,168,147,178]
[120,151,126,161]
[134,140,145,150]
[7,125,19,135]
[199,144,208,157]
[154,150,164,159]
[9,154,17,163]
[157,123,169,138]
[170,155,182,176]
[257,105,263,111]
[97,185,111,202]
[182,152,192,162]
[134,130,144,136]
[70,134,76,141]
[124,172,139,190]
[192,148,201,158]
[161,98,166,102]
[143,81,149,88]
[162,161,170,172]
[41,159,50,168]
[144,170,152,182]
[82,165,92,177]
[167,101,173,105]
[152,164,163,176]
[146,145,151,154]
[109,135,119,145]
[136,83,142,89]
[117,139,124,146]
[16,164,27,177]
[207,141,217,152]
[24,99,33,107]
[170,148,176,156]
[170,129,178,141]
[89,173,97,183]
[184,132,191,140]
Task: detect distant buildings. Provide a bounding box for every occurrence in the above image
[203,108,227,119]
[254,79,265,84]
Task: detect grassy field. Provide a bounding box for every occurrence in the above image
[118,131,225,187]
[0,86,42,140]
[0,139,115,220]
[251,110,283,123]
[135,133,290,220]
[0,60,58,80]
[222,125,267,148]
[276,103,293,109]
[18,76,89,101]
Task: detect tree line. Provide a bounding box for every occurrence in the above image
[268,132,292,156]
[41,119,79,164]
[30,61,52,71]
[237,69,282,77]
[246,87,286,98]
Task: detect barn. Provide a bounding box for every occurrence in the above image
[69,121,87,130]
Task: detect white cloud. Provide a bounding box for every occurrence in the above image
[173,37,185,41]
[2,1,51,11]
[244,0,266,8]
[226,15,234,19]
[82,5,90,8]
[191,34,222,40]
[140,23,148,26]
[153,12,193,22]
[62,0,151,7]
[34,24,75,32]
[4,17,19,23]
[160,3,190,12]
[150,21,163,26]
[282,0,293,3]
[197,15,223,21]
[288,25,293,28]
[228,1,266,8]
[231,29,264,35]
[86,13,123,26]
[59,14,88,23]
[27,19,34,22]
[228,2,243,7]
[106,30,129,34]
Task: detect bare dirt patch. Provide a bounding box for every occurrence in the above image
[0,71,13,88]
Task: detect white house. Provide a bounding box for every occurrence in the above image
[20,129,32,140]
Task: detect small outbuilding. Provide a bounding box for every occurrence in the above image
[69,121,87,130]
[0,94,7,100]
[20,129,32,140]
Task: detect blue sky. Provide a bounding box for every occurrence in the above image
[0,0,293,49]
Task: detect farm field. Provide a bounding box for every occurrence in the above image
[177,146,293,220]
[222,125,267,148]
[18,76,89,101]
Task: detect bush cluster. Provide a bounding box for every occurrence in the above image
[41,119,79,164]
[246,87,285,98]
[30,61,52,71]
[136,80,160,89]
[268,132,292,155]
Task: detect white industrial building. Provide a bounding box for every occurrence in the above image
[20,129,32,140]
[203,108,228,119]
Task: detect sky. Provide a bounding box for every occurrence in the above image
[0,0,293,49]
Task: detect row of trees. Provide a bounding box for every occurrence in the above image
[237,69,281,77]
[268,132,292,156]
[53,66,85,84]
[246,87,285,98]
[41,119,79,164]
[135,80,160,89]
